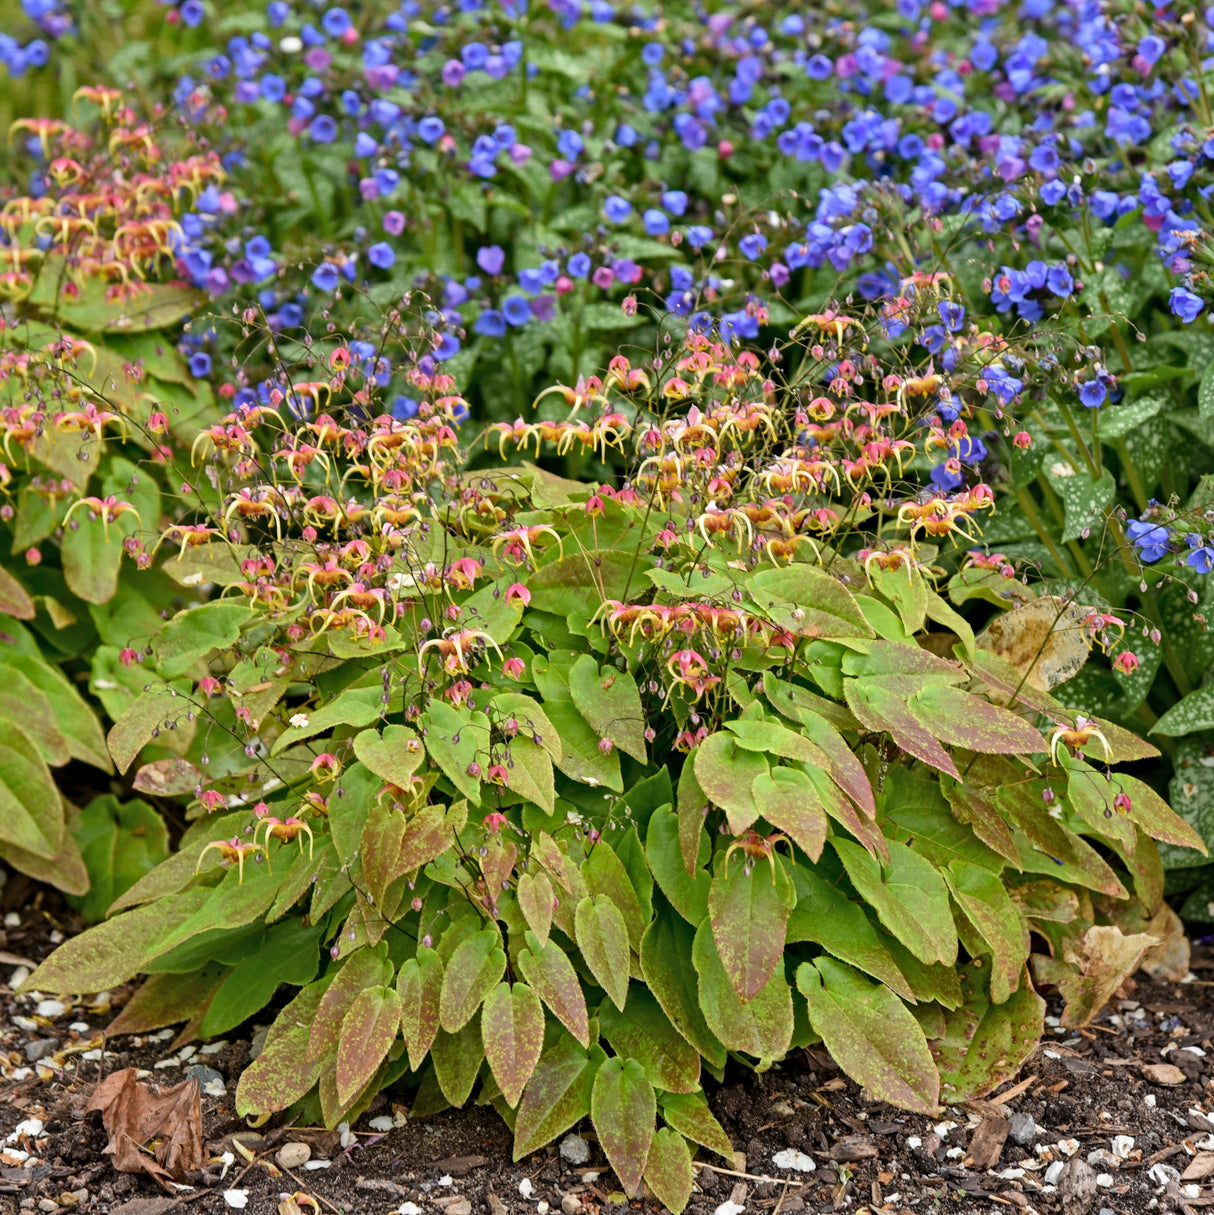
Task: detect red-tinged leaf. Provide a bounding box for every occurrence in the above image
[360,800,407,909]
[690,921,793,1062]
[0,567,35,619]
[844,679,958,777]
[796,711,876,818]
[805,767,889,863]
[645,1128,694,1214]
[397,945,443,1070]
[933,964,1045,1103]
[106,970,225,1038]
[336,985,402,1106]
[797,958,940,1115]
[517,933,590,1047]
[676,763,710,877]
[659,1091,734,1161]
[569,654,648,764]
[439,928,506,1033]
[708,852,795,1000]
[509,738,556,815]
[943,863,1029,1005]
[693,731,768,834]
[746,564,875,638]
[941,780,1020,865]
[532,830,572,892]
[431,1014,483,1107]
[481,981,544,1107]
[399,802,458,874]
[308,945,393,1063]
[753,768,828,862]
[517,870,554,945]
[513,1035,602,1160]
[725,719,828,765]
[236,980,330,1116]
[1115,773,1207,855]
[909,684,1045,755]
[592,1057,655,1197]
[598,986,700,1094]
[574,894,631,1011]
[28,887,211,994]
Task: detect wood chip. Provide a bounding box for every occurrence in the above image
[991,1075,1038,1105]
[1142,1063,1188,1086]
[965,1119,1010,1171]
[429,1156,489,1177]
[828,1136,878,1162]
[1183,1153,1214,1182]
[486,1192,507,1215]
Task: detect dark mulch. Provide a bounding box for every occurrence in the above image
[4,893,1214,1215]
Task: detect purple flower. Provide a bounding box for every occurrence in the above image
[383,211,405,236]
[308,115,338,143]
[442,59,467,86]
[477,245,505,275]
[591,266,615,289]
[418,116,445,144]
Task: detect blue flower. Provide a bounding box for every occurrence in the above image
[643,209,670,236]
[1126,519,1171,563]
[188,352,212,378]
[603,195,632,223]
[180,0,205,26]
[312,263,341,292]
[502,295,532,326]
[474,309,506,337]
[1188,546,1214,575]
[418,116,445,144]
[937,300,965,331]
[661,190,688,216]
[308,115,338,143]
[1078,379,1107,408]
[568,252,591,278]
[739,233,768,261]
[1171,287,1205,323]
[367,242,395,269]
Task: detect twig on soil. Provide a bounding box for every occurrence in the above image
[692,1163,810,1189]
[990,1074,1037,1105]
[278,1162,344,1215]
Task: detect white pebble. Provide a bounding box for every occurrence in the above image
[714,1202,745,1215]
[772,1149,816,1173]
[1044,1162,1065,1185]
[397,1205,423,1215]
[1097,1175,1115,1188]
[906,1136,922,1150]
[519,1178,534,1199]
[368,1116,394,1133]
[302,1160,331,1170]
[9,967,30,989]
[222,1190,249,1209]
[8,1119,43,1141]
[3,912,20,928]
[34,1000,65,1019]
[1057,1139,1079,1158]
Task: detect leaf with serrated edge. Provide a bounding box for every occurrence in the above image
[481,981,545,1108]
[439,928,506,1033]
[336,986,402,1106]
[591,1057,655,1197]
[798,958,939,1114]
[574,895,630,1011]
[517,933,590,1047]
[644,1129,694,1214]
[431,1015,483,1106]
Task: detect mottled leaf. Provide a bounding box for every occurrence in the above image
[481,981,545,1107]
[574,894,630,1011]
[336,986,402,1106]
[644,1128,694,1214]
[591,1057,655,1197]
[439,928,506,1033]
[517,932,590,1047]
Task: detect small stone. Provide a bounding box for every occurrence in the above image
[1142,1063,1187,1086]
[37,1200,59,1213]
[277,1143,312,1169]
[561,1196,582,1215]
[770,1101,795,1119]
[1008,1112,1037,1147]
[447,1201,472,1215]
[250,1026,269,1060]
[23,1038,59,1063]
[185,1064,224,1090]
[35,999,66,1019]
[559,1134,590,1166]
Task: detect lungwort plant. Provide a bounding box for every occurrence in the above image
[27,299,1204,1210]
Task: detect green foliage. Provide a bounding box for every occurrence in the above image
[23,322,1202,1204]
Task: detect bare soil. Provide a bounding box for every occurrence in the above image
[4,892,1214,1215]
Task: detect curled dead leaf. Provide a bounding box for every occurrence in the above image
[85,1067,204,1193]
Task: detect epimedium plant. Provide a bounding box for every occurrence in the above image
[25,290,1204,1208]
[0,90,221,904]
